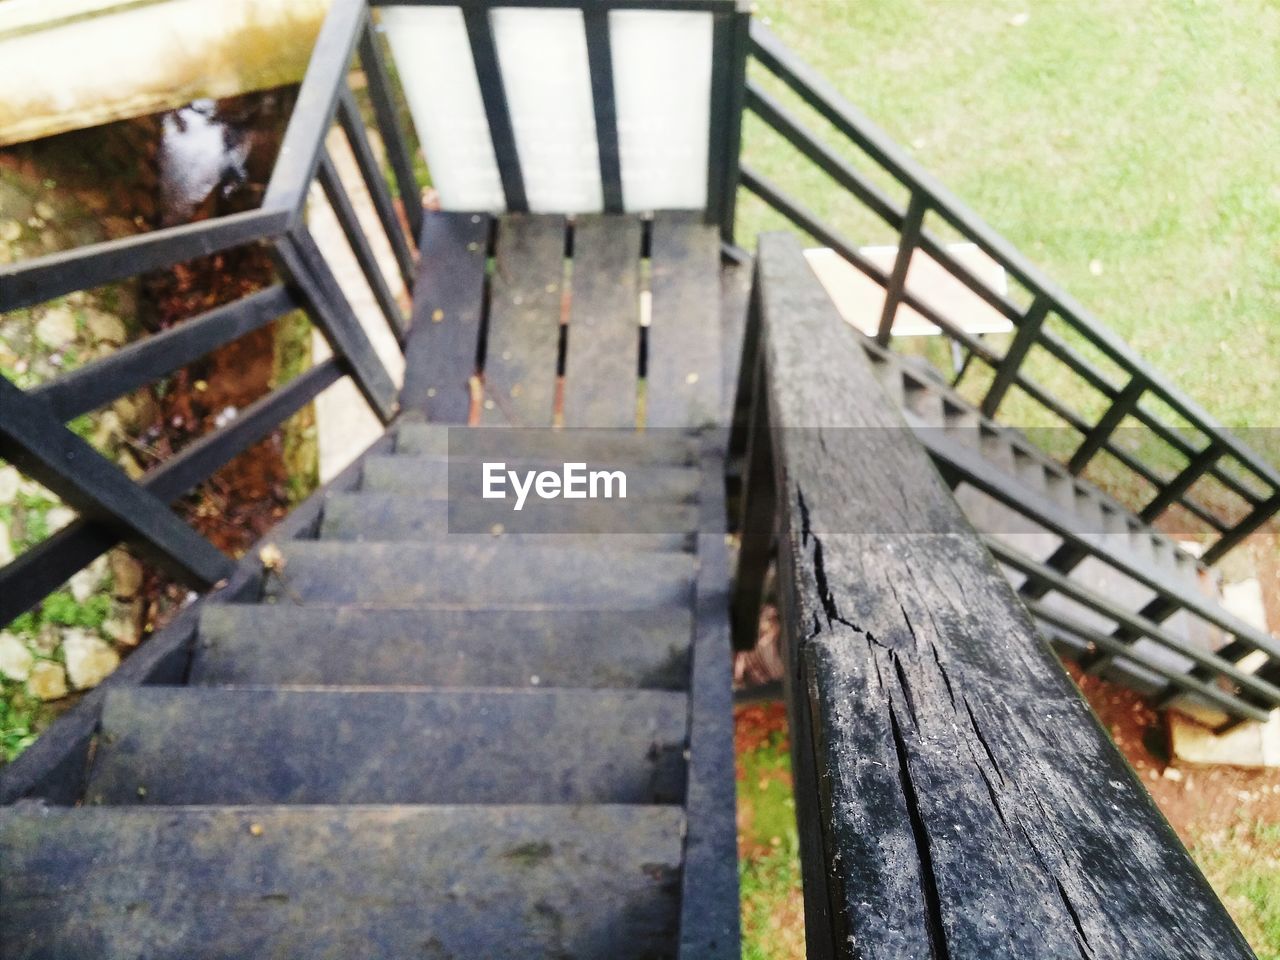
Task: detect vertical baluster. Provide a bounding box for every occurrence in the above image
[336,86,416,290]
[876,193,926,346]
[462,6,526,212]
[731,341,777,652]
[1068,378,1144,475]
[583,8,623,214]
[316,148,408,344]
[357,19,424,242]
[982,294,1050,417]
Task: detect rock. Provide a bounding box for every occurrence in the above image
[35,307,78,348]
[0,465,19,504]
[31,625,60,656]
[34,201,56,221]
[27,660,68,701]
[63,629,120,690]
[86,309,128,345]
[69,566,101,603]
[0,518,12,566]
[110,550,144,598]
[0,219,20,244]
[46,506,77,534]
[113,393,159,432]
[117,450,145,480]
[103,617,139,648]
[92,410,124,448]
[0,632,34,681]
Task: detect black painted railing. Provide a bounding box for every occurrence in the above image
[730,232,1256,960]
[739,22,1279,567]
[0,0,418,627]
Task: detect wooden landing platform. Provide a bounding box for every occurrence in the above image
[401,211,724,430]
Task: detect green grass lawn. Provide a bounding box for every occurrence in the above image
[737,0,1279,430]
[734,2,1280,955]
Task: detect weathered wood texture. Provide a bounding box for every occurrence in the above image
[749,232,1255,960]
[400,212,491,422]
[563,215,642,426]
[481,214,566,426]
[1,805,683,960]
[647,213,722,429]
[0,432,392,805]
[677,436,741,958]
[86,687,687,805]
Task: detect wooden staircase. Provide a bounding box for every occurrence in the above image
[861,341,1280,721]
[0,214,739,959]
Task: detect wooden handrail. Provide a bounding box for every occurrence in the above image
[730,232,1255,959]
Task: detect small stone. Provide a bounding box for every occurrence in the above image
[0,632,34,681]
[103,617,138,648]
[86,310,127,345]
[69,566,100,603]
[63,629,120,690]
[0,466,18,504]
[31,625,59,656]
[92,410,124,448]
[35,308,77,348]
[46,507,77,533]
[1162,767,1183,782]
[27,660,68,701]
[34,201,56,221]
[110,550,144,598]
[0,219,21,243]
[113,393,159,432]
[118,450,145,480]
[0,519,12,565]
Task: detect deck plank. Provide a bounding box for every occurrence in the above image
[563,215,643,427]
[481,214,566,426]
[400,211,490,423]
[646,212,722,429]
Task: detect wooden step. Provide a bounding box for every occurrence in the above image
[321,493,694,550]
[0,804,683,960]
[87,687,687,806]
[361,455,700,502]
[193,605,692,689]
[395,422,699,465]
[261,541,696,608]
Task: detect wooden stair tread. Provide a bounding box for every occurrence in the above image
[261,541,696,608]
[193,605,692,689]
[0,804,684,960]
[87,686,688,806]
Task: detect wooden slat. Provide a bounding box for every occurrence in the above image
[481,215,566,426]
[646,212,722,428]
[752,232,1254,960]
[401,211,491,422]
[563,215,642,427]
